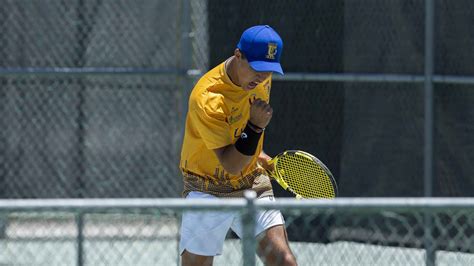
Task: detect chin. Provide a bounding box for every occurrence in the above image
[243,84,256,91]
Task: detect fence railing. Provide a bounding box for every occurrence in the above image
[1,196,473,266]
[2,0,474,200]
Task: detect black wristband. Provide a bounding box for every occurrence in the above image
[234,123,263,156]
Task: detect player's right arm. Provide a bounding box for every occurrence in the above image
[213,99,272,175]
[213,145,252,175]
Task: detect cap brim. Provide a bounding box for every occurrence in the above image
[249,61,284,75]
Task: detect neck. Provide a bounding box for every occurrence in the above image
[226,56,241,87]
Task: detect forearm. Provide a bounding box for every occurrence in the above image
[214,144,254,175]
[213,100,271,175]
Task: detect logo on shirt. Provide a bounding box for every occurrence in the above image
[228,113,242,125]
[241,132,248,139]
[234,128,242,138]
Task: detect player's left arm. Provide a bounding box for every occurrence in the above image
[255,77,273,172]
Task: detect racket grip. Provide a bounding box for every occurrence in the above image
[265,158,276,174]
[267,157,276,165]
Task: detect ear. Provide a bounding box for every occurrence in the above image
[234,49,242,60]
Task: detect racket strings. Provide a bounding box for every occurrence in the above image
[276,153,335,198]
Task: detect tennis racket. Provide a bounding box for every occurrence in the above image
[266,150,338,199]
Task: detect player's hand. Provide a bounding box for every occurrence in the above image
[249,98,272,129]
[257,151,274,173]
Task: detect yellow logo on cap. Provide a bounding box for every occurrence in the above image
[266,43,277,60]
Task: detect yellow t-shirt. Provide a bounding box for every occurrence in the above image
[180,60,272,197]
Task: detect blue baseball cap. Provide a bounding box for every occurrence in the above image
[237,25,284,75]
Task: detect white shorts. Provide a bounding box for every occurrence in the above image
[179,191,285,256]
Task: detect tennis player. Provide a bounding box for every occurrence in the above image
[179,25,297,266]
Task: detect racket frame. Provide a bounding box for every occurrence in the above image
[267,150,338,199]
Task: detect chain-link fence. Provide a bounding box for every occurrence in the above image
[207,0,474,199]
[0,0,209,198]
[1,2,474,263]
[1,75,183,198]
[0,198,473,266]
[0,0,474,198]
[2,0,474,199]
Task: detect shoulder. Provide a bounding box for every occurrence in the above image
[190,87,224,108]
[190,63,230,114]
[190,84,228,120]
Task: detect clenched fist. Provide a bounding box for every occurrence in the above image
[249,98,273,129]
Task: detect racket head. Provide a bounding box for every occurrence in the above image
[270,150,338,199]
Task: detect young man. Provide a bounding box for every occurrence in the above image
[179,25,297,266]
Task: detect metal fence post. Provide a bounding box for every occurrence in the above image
[177,0,195,189]
[76,212,84,266]
[179,0,193,125]
[243,190,257,266]
[424,0,435,265]
[424,0,435,203]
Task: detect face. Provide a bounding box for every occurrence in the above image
[235,50,271,91]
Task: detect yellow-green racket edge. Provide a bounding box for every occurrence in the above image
[291,150,338,198]
[267,150,338,199]
[294,150,338,198]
